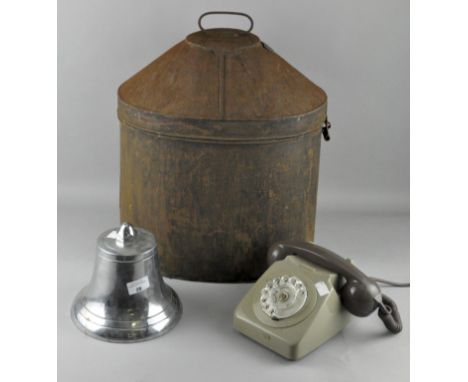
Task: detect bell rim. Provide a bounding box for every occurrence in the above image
[70,287,182,343]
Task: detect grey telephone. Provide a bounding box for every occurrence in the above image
[233,241,407,360]
[267,241,403,334]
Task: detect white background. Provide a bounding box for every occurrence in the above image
[2,1,468,381]
[56,1,409,380]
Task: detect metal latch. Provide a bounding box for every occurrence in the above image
[322,118,331,141]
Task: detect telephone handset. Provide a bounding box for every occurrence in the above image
[233,241,405,360]
[268,241,403,333]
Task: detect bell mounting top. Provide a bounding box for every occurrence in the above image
[98,223,156,262]
[115,222,137,247]
[118,12,327,122]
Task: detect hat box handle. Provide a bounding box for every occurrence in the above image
[198,11,254,33]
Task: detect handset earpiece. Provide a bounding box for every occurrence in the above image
[267,241,403,334]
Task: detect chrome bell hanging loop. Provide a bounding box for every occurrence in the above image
[71,222,182,342]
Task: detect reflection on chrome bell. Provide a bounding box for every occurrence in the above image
[71,223,182,342]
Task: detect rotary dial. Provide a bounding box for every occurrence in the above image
[260,275,308,320]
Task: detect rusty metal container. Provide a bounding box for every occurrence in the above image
[118,12,329,282]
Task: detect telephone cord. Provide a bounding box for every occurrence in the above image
[370,277,410,288]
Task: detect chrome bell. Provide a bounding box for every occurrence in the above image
[71,223,182,342]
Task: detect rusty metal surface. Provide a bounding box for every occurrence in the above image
[118,23,328,282]
[118,28,327,121]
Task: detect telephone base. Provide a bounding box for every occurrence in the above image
[233,255,352,360]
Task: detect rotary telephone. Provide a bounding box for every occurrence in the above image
[233,241,405,360]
